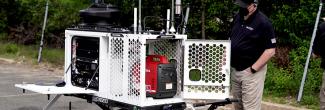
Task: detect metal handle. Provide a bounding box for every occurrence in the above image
[157,35,176,39]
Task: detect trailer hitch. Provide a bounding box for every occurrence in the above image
[192,98,239,110]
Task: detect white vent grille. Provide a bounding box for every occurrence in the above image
[183,40,230,99]
[127,38,142,101]
[109,37,124,98]
[188,43,227,83]
[186,85,226,93]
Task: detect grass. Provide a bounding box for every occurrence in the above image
[0,41,64,66]
[263,60,322,110]
[263,89,319,110]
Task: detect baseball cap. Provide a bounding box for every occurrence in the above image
[234,0,258,8]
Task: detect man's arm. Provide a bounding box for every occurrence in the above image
[251,48,276,71]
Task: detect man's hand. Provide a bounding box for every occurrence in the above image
[244,67,253,75]
[252,48,276,71]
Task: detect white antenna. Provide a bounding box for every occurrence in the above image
[176,0,181,15]
[138,0,142,34]
[134,8,138,34]
[166,9,170,34]
[170,0,176,34]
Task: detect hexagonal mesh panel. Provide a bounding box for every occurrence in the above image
[150,39,184,95]
[186,85,226,93]
[152,39,178,58]
[184,40,230,99]
[109,37,124,97]
[188,43,227,83]
[128,39,142,99]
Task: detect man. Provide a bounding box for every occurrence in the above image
[230,0,276,109]
[313,22,325,110]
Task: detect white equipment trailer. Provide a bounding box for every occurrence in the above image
[15,1,236,110]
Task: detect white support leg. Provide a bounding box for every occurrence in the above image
[43,94,62,110]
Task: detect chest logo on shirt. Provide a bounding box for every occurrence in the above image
[245,26,254,31]
[271,38,276,43]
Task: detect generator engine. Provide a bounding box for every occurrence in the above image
[146,55,177,99]
[71,37,99,90]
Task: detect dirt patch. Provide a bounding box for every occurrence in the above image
[0,57,63,75]
[0,58,15,64]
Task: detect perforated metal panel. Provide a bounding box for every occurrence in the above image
[152,39,179,58]
[188,43,227,83]
[186,85,226,93]
[127,38,142,101]
[183,40,230,99]
[149,39,184,95]
[109,37,124,98]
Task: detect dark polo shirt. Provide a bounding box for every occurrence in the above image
[313,22,325,69]
[230,10,276,71]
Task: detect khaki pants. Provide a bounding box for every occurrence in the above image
[231,65,267,110]
[320,71,325,110]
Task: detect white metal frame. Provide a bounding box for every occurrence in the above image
[64,30,107,97]
[16,30,231,107]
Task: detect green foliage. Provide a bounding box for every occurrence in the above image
[0,33,6,40]
[4,44,19,54]
[41,48,64,65]
[181,0,235,39]
[46,0,89,32]
[265,38,323,108]
[301,94,320,110]
[288,39,322,96]
[0,11,6,33]
[16,0,90,31]
[267,0,319,45]
[0,0,90,47]
[204,0,235,39]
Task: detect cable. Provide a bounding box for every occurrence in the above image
[85,62,99,90]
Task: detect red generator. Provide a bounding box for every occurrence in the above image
[146,55,177,99]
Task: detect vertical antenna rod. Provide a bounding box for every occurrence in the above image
[166,9,171,34]
[134,8,138,34]
[170,0,176,33]
[175,0,182,15]
[138,0,142,34]
[182,6,190,34]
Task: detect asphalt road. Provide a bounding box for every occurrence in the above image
[0,61,101,110]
